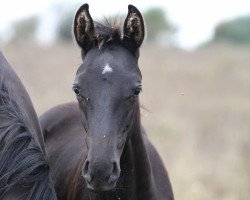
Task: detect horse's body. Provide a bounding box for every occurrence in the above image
[0,51,57,199]
[41,4,174,200]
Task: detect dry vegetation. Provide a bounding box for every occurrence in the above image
[1,42,250,200]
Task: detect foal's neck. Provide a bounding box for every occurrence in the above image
[121,108,156,200]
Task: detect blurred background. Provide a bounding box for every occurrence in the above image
[1,0,250,199]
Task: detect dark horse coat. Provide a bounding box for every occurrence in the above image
[40,4,174,200]
[0,51,57,199]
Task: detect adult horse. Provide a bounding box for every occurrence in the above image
[40,4,174,200]
[0,51,57,199]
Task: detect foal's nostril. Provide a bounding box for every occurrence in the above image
[83,160,90,174]
[112,162,119,175]
[83,160,92,183]
[108,162,120,184]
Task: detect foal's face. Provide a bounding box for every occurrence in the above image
[73,4,144,191]
[74,46,141,191]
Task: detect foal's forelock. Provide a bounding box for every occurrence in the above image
[94,21,122,50]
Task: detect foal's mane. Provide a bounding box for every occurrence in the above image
[0,81,56,199]
[94,20,122,49]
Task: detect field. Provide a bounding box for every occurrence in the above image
[2,41,250,200]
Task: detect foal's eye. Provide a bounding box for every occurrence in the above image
[134,86,142,96]
[73,85,80,96]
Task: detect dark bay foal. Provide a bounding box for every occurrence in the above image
[40,4,174,200]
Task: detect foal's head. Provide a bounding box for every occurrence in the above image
[73,4,144,191]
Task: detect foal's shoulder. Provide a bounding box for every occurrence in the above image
[39,102,81,133]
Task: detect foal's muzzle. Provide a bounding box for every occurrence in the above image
[82,159,120,191]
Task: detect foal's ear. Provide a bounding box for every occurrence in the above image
[73,4,94,54]
[122,5,145,53]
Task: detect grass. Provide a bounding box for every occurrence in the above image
[2,41,250,200]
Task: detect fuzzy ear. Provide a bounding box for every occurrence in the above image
[73,4,94,54]
[122,5,145,53]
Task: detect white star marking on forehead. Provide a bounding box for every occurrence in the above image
[102,63,113,75]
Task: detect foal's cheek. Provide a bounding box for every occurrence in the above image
[116,134,127,155]
[77,100,91,132]
[84,135,92,150]
[78,99,87,113]
[79,111,89,133]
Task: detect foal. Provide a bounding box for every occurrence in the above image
[41,4,174,200]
